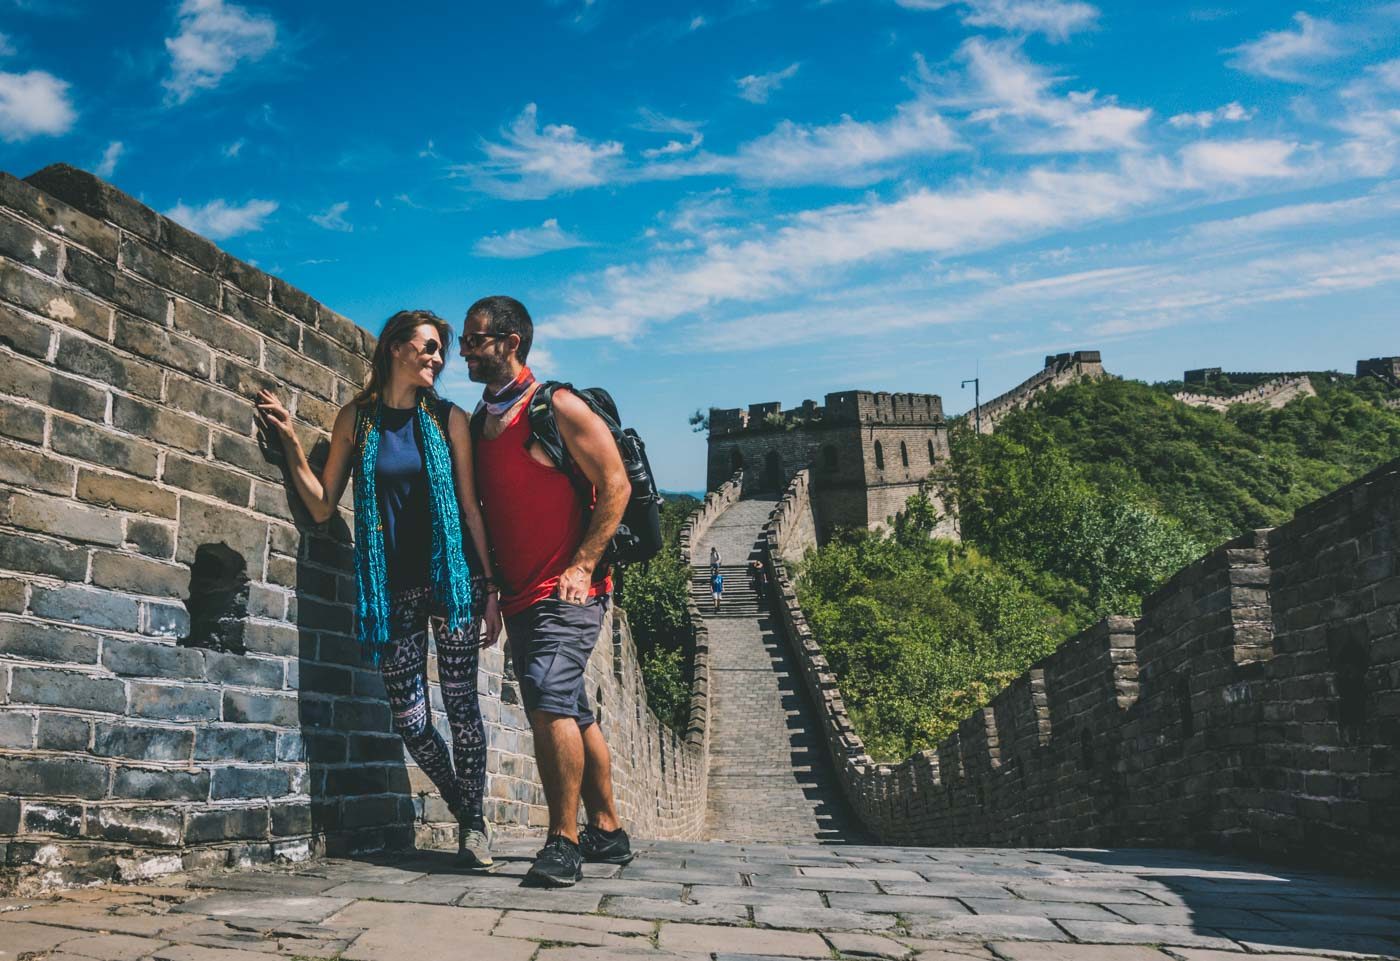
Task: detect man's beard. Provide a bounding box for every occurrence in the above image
[467,352,509,384]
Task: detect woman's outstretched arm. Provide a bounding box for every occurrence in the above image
[256,389,355,525]
[447,405,503,648]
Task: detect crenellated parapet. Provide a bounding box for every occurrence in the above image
[966,349,1105,434]
[1173,374,1317,411]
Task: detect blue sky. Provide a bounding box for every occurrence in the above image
[2,0,1398,490]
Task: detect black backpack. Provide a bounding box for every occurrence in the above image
[472,382,664,566]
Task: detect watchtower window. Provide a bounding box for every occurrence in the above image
[874,441,885,470]
[822,446,838,471]
[928,439,936,463]
[900,441,909,467]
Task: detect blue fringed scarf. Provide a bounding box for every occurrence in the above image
[352,395,473,662]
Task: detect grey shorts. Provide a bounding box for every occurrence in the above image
[505,595,608,727]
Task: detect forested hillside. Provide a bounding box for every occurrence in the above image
[798,374,1400,761]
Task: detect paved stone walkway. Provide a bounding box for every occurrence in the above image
[692,497,855,844]
[3,840,1397,960]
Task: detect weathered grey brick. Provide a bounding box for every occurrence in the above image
[0,212,59,274]
[62,244,117,300]
[110,765,209,801]
[171,300,260,365]
[0,530,88,580]
[175,497,268,573]
[53,334,162,399]
[0,576,26,613]
[317,306,364,353]
[8,353,108,419]
[113,394,211,455]
[77,469,177,519]
[101,637,203,679]
[250,480,296,521]
[224,288,299,348]
[0,171,119,261]
[241,621,299,658]
[51,418,160,478]
[85,804,183,846]
[0,711,34,748]
[143,600,191,638]
[23,801,84,836]
[0,440,76,494]
[128,681,220,721]
[0,396,46,445]
[0,755,107,799]
[3,492,124,546]
[163,454,252,505]
[26,164,162,243]
[246,583,287,619]
[222,690,297,727]
[91,550,187,598]
[0,619,101,664]
[166,373,255,431]
[35,712,90,751]
[270,802,312,836]
[263,340,335,400]
[203,650,284,689]
[11,666,125,713]
[185,805,267,842]
[276,731,307,762]
[0,259,110,337]
[211,430,286,483]
[332,698,390,733]
[0,795,17,832]
[162,217,222,274]
[220,253,270,301]
[30,584,141,632]
[118,322,212,390]
[211,765,291,800]
[213,354,280,401]
[120,234,221,307]
[0,301,55,358]
[195,726,277,763]
[124,517,176,559]
[300,662,352,696]
[92,721,193,761]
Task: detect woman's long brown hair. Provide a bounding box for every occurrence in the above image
[352,309,454,409]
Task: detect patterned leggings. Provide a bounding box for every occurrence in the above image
[380,586,486,819]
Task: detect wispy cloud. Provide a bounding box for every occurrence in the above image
[1167,101,1253,130]
[637,109,704,159]
[474,218,590,258]
[896,0,1098,42]
[310,201,353,232]
[95,140,123,177]
[1180,138,1300,183]
[456,102,624,199]
[0,68,75,141]
[1184,187,1400,244]
[736,62,800,104]
[222,137,245,158]
[166,197,277,239]
[1227,12,1342,83]
[163,0,278,105]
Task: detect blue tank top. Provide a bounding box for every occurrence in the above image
[375,402,450,591]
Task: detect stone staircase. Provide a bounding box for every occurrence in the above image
[689,564,764,617]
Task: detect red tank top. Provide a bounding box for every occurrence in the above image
[475,386,611,617]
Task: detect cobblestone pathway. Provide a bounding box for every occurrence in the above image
[4,840,1396,960]
[691,497,856,844]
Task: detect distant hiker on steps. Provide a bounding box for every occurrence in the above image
[709,545,721,576]
[712,569,724,613]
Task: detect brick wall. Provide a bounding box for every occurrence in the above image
[969,350,1105,433]
[765,458,1400,874]
[0,166,708,892]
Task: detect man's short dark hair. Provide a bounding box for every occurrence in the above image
[466,295,533,364]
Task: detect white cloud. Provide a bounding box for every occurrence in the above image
[474,218,590,258]
[165,198,277,239]
[310,201,353,232]
[163,0,277,105]
[457,103,624,200]
[0,69,75,141]
[896,0,1098,41]
[1180,138,1299,183]
[1227,12,1341,83]
[1185,188,1400,244]
[0,32,15,57]
[736,62,800,104]
[95,140,123,178]
[222,137,245,157]
[637,109,704,159]
[1167,101,1253,130]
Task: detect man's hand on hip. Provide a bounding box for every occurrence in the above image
[556,564,594,605]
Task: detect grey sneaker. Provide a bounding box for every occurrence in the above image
[457,816,493,869]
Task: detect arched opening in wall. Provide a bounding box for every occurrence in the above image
[763,449,783,491]
[900,441,909,468]
[180,543,250,654]
[822,445,838,472]
[874,441,885,471]
[729,448,743,475]
[928,439,936,463]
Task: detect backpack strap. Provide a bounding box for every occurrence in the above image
[526,382,595,504]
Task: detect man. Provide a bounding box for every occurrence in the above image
[711,569,723,613]
[462,295,634,887]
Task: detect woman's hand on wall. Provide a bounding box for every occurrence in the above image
[255,389,297,445]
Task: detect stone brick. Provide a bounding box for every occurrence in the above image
[0,259,110,337]
[263,341,335,400]
[92,722,193,761]
[203,650,284,689]
[270,802,312,835]
[23,801,84,836]
[241,621,299,658]
[171,299,260,362]
[86,804,183,846]
[0,396,46,444]
[0,300,54,358]
[0,212,59,273]
[0,619,101,664]
[318,306,365,352]
[77,469,178,519]
[128,681,221,721]
[162,216,222,274]
[211,765,292,800]
[221,253,270,301]
[332,698,390,733]
[7,353,108,420]
[251,480,297,521]
[89,550,187,599]
[0,755,107,800]
[34,712,90,751]
[0,439,76,494]
[0,576,26,613]
[163,454,252,505]
[246,582,287,619]
[214,354,280,401]
[110,765,209,801]
[166,373,255,433]
[114,395,210,455]
[175,497,268,576]
[113,314,212,380]
[65,246,169,324]
[144,599,191,638]
[185,805,268,842]
[195,726,277,763]
[26,164,162,243]
[101,637,203,679]
[0,711,34,748]
[301,327,363,379]
[0,171,119,261]
[51,418,160,478]
[3,492,124,545]
[222,690,297,727]
[224,288,300,348]
[0,530,88,580]
[211,430,286,483]
[121,233,223,306]
[53,334,161,399]
[124,517,177,558]
[30,584,141,632]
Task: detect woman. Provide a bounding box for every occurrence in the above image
[255,309,501,869]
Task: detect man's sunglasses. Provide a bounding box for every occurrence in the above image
[462,332,507,350]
